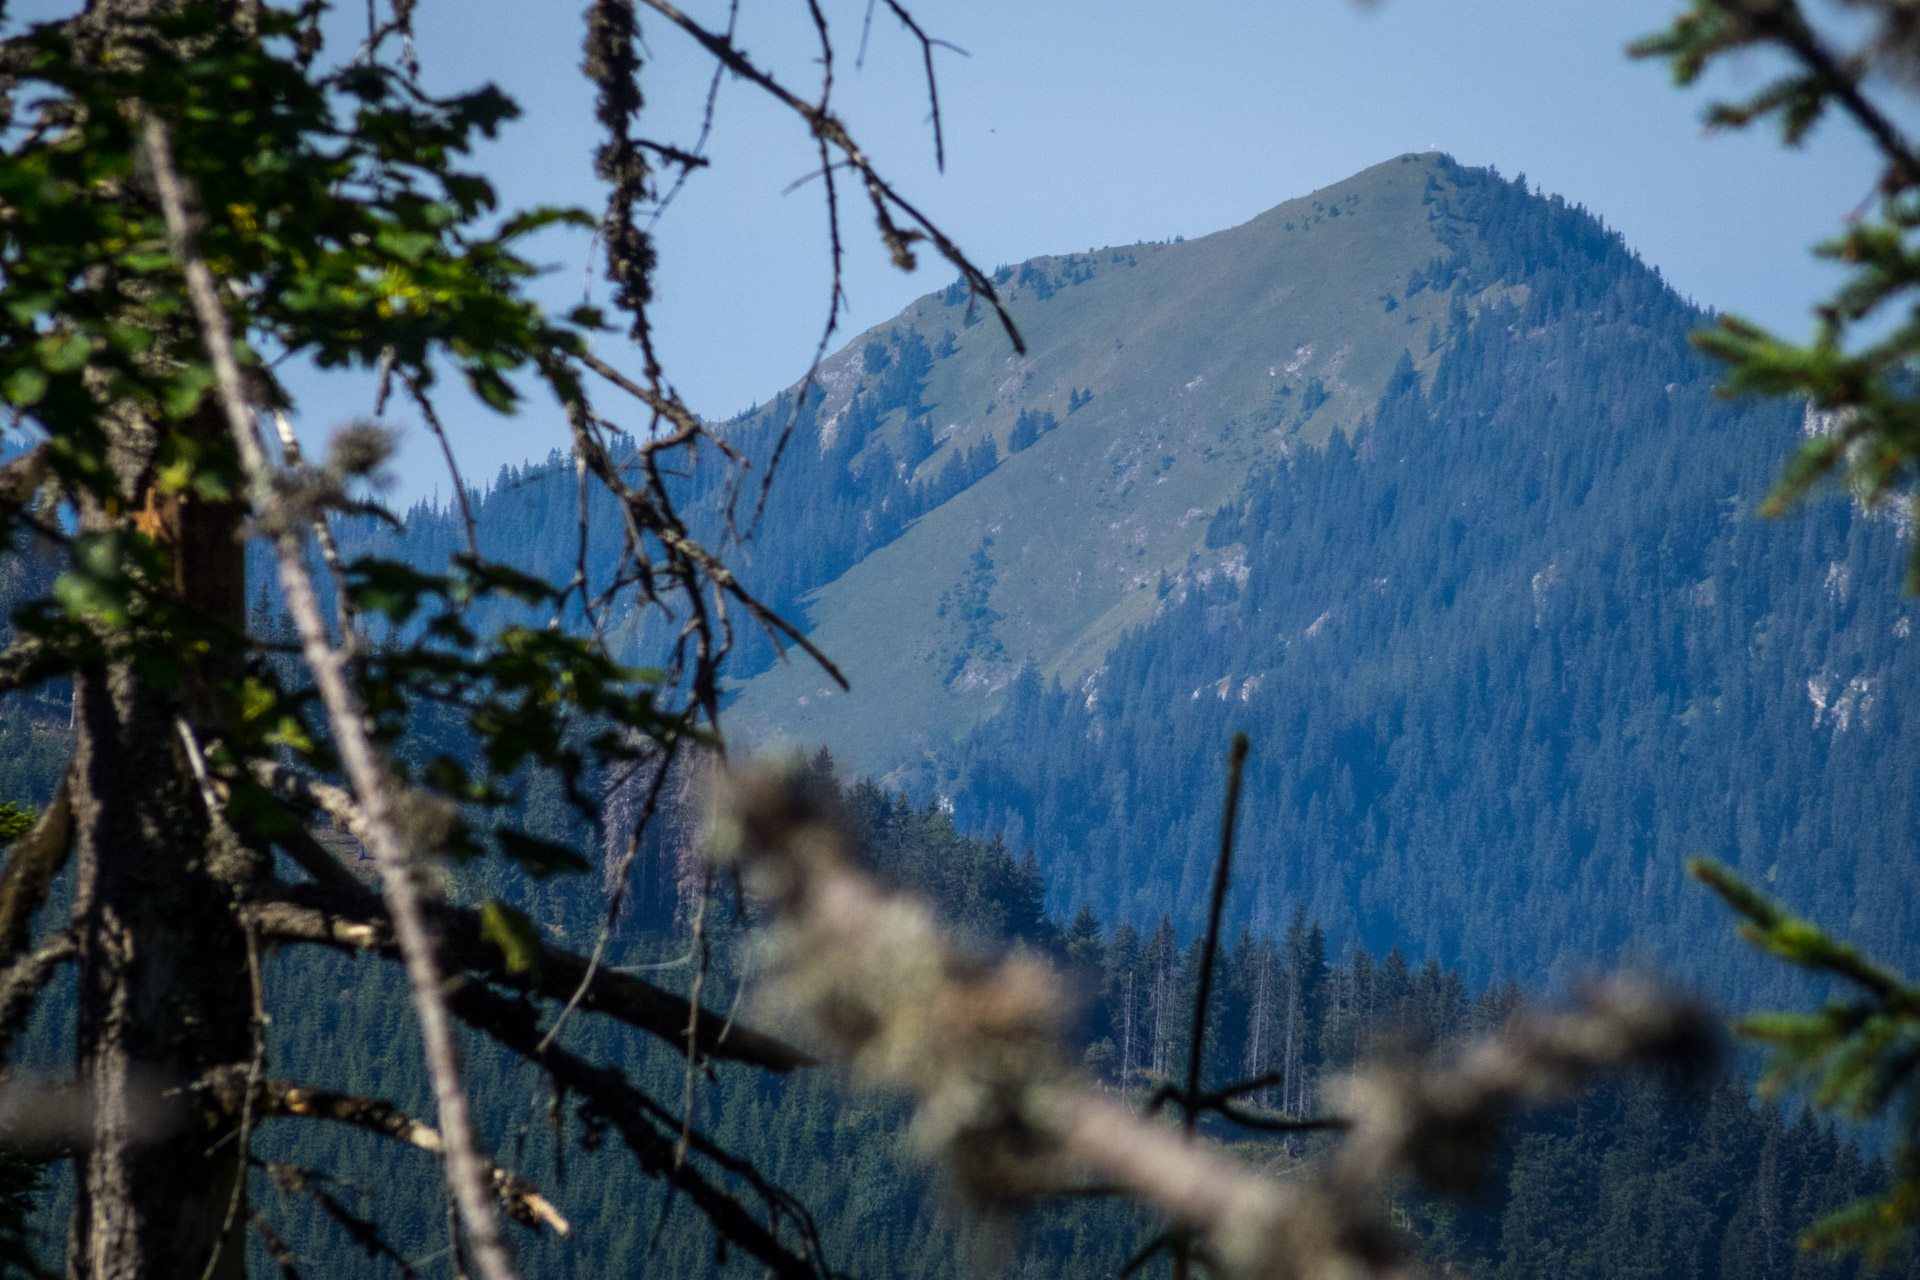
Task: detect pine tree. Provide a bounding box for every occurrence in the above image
[1143,915,1180,1079]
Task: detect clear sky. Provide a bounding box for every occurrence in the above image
[8,0,1905,499]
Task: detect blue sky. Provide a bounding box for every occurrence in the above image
[9,0,1903,498]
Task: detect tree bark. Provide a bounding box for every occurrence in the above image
[66,404,256,1278]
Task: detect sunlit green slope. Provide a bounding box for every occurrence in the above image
[730,152,1476,775]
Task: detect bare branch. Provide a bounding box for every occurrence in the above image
[0,928,75,1065]
[0,764,71,963]
[141,115,519,1280]
[251,1212,302,1280]
[201,1067,569,1236]
[551,362,848,697]
[533,744,678,1056]
[258,1162,419,1277]
[268,411,361,659]
[240,886,814,1073]
[631,0,1023,354]
[199,919,270,1280]
[876,0,956,170]
[575,350,711,456]
[402,374,480,558]
[442,981,833,1280]
[1182,735,1248,1132]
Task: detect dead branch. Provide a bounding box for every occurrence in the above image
[250,1212,302,1280]
[575,349,737,463]
[142,116,518,1280]
[631,0,1022,355]
[401,374,480,557]
[241,760,396,895]
[705,767,1712,1280]
[1327,981,1708,1196]
[199,1067,569,1236]
[0,764,71,962]
[266,822,374,898]
[0,928,75,1064]
[267,411,362,661]
[533,742,678,1056]
[241,886,814,1073]
[552,386,847,694]
[441,979,833,1280]
[258,1161,418,1277]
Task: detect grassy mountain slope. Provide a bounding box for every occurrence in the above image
[728,153,1475,773]
[929,168,1920,1002]
[719,154,1920,1004]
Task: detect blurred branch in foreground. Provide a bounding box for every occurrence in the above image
[1691,859,1920,1256]
[705,763,1714,1280]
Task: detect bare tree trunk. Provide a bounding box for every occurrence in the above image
[67,409,256,1279]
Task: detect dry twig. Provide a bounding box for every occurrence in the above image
[199,1067,570,1236]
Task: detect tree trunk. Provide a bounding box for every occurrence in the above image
[67,407,257,1279]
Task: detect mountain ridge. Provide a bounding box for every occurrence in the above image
[727,151,1513,775]
[306,154,1920,1000]
[717,155,1920,1003]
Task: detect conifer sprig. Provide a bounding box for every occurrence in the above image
[1690,858,1920,1255]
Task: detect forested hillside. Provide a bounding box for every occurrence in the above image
[931,167,1920,1002]
[263,156,1920,1005]
[10,762,1890,1280]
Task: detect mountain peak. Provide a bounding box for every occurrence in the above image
[726,154,1629,776]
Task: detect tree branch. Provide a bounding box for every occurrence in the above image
[242,760,406,896]
[441,980,833,1280]
[240,886,813,1073]
[631,0,1023,355]
[141,115,518,1280]
[0,765,72,963]
[1748,2,1920,193]
[257,1162,418,1277]
[554,394,847,693]
[199,1067,569,1236]
[0,927,75,1065]
[706,767,1712,1280]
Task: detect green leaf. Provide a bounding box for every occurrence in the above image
[478,900,542,981]
[3,368,47,407]
[36,331,91,372]
[162,363,217,418]
[0,802,36,845]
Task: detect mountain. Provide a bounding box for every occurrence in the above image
[307,153,1920,1002]
[725,153,1472,772]
[716,154,1920,1001]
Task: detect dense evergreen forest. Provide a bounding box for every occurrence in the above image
[933,167,1920,1003]
[5,758,1893,1280]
